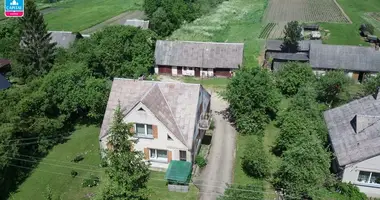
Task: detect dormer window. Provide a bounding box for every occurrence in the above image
[167,135,173,141]
[138,107,145,111]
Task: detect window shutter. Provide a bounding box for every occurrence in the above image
[152,125,158,139]
[144,148,149,160]
[168,150,172,163]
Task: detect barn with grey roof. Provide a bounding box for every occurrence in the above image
[154,40,244,77]
[49,31,88,48]
[99,78,211,170]
[324,91,380,197]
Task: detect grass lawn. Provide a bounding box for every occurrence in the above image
[321,0,380,45]
[44,0,143,31]
[149,171,199,200]
[170,0,267,67]
[181,77,230,90]
[10,125,104,200]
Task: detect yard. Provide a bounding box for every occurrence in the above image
[42,0,143,32]
[321,0,380,45]
[170,0,267,67]
[9,125,199,200]
[234,98,291,199]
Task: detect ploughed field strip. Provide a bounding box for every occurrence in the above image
[263,0,350,23]
[259,22,286,39]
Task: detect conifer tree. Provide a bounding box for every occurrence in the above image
[101,104,150,200]
[16,0,56,80]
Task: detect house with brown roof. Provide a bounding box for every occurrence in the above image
[154,40,244,78]
[99,78,211,170]
[324,91,380,197]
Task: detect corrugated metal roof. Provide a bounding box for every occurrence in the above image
[309,44,380,72]
[265,40,322,52]
[49,31,77,49]
[155,40,244,69]
[124,19,149,29]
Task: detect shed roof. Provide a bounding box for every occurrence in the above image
[154,40,244,69]
[165,161,192,184]
[269,52,309,61]
[0,74,10,90]
[309,44,380,72]
[49,31,78,49]
[99,78,211,149]
[124,19,149,29]
[265,40,322,52]
[0,59,10,68]
[324,92,380,166]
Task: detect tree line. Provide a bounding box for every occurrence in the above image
[0,0,158,198]
[222,61,380,199]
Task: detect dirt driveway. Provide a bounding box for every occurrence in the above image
[195,93,237,200]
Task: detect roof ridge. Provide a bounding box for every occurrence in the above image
[156,84,188,146]
[157,40,244,46]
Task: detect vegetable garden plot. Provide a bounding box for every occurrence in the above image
[259,22,285,39]
[263,0,350,23]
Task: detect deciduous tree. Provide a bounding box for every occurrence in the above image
[16,0,56,80]
[364,73,380,95]
[282,21,302,53]
[317,70,351,107]
[275,62,316,96]
[101,105,150,200]
[225,67,281,134]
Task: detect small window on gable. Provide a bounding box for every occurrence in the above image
[167,134,173,141]
[138,107,145,111]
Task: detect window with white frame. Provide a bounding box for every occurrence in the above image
[357,171,380,184]
[149,149,167,160]
[135,123,153,136]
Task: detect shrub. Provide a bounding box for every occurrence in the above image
[71,170,78,178]
[195,155,207,168]
[241,137,270,178]
[72,154,84,163]
[82,174,100,187]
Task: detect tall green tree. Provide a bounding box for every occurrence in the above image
[317,70,351,107]
[363,73,380,95]
[101,105,150,200]
[274,134,330,198]
[225,67,281,135]
[275,62,316,96]
[282,21,302,52]
[16,0,56,80]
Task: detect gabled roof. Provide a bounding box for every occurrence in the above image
[309,44,380,72]
[155,40,244,69]
[265,40,322,52]
[324,92,380,166]
[124,19,149,29]
[49,31,78,49]
[99,78,211,149]
[0,74,10,90]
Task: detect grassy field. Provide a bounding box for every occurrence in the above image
[170,0,268,67]
[43,0,143,31]
[10,125,103,200]
[10,125,198,200]
[181,77,230,90]
[321,0,380,45]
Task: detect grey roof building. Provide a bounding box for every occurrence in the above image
[49,31,79,49]
[265,40,322,52]
[124,19,149,29]
[99,78,211,149]
[154,40,244,69]
[310,44,380,72]
[324,92,380,166]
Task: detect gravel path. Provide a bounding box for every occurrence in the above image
[196,94,237,200]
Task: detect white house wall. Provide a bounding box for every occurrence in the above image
[172,66,177,76]
[342,155,380,197]
[182,67,195,76]
[201,68,214,77]
[154,66,159,74]
[101,102,190,170]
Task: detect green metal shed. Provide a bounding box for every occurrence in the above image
[165,160,192,184]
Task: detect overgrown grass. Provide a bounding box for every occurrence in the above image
[44,0,143,31]
[170,0,267,67]
[321,0,380,45]
[10,125,104,200]
[234,98,291,199]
